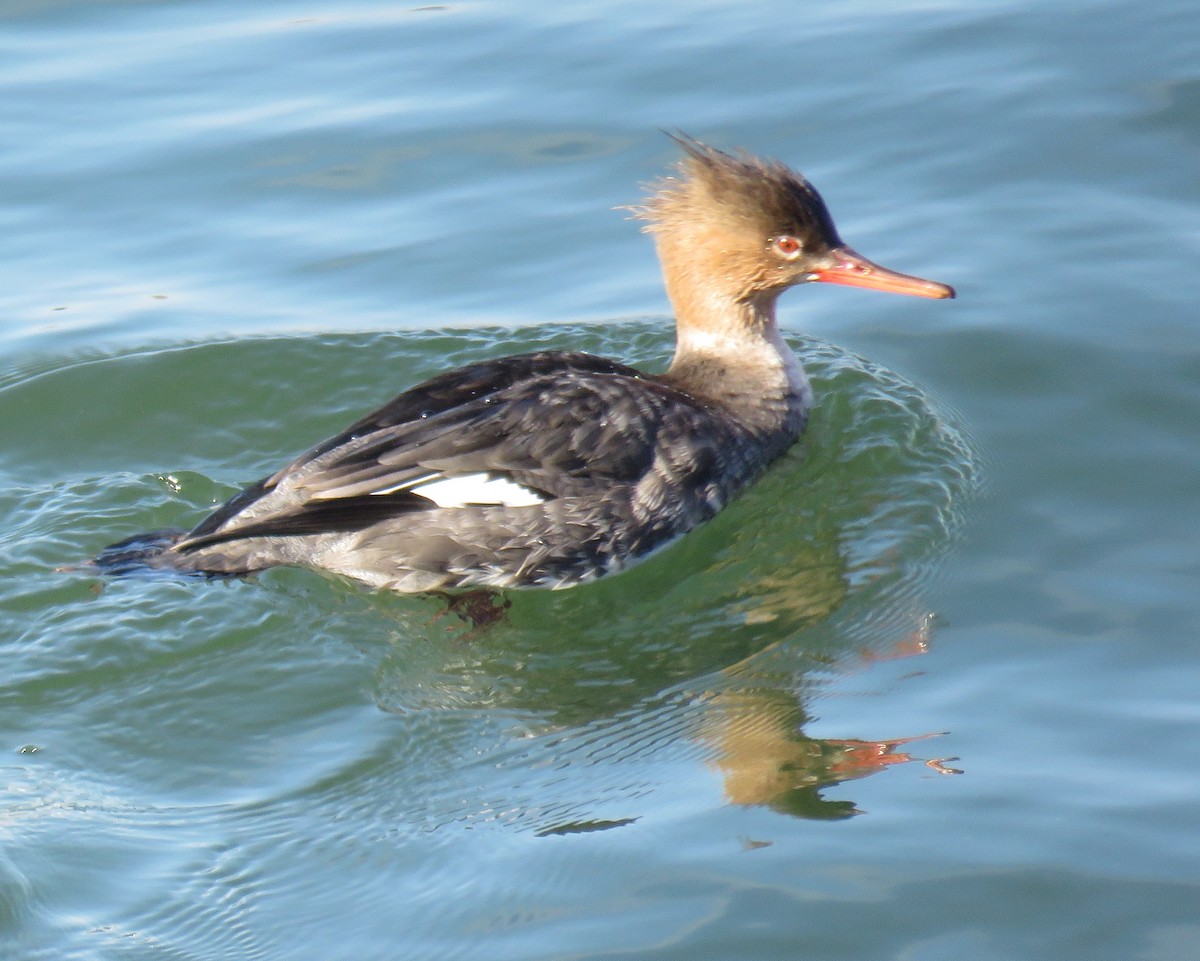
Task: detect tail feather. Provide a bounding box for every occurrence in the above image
[92,529,188,576]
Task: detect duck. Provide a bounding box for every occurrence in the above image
[96,136,953,592]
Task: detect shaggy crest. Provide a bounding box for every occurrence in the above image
[631,135,843,248]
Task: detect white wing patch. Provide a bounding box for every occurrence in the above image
[374,472,547,508]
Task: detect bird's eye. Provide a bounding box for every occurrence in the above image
[771,235,803,260]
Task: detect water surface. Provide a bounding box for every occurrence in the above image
[3,1,1199,959]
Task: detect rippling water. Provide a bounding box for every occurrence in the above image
[3,1,1200,959]
[5,327,977,956]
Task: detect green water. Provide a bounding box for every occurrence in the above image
[5,326,980,953]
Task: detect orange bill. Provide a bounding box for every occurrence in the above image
[811,246,955,299]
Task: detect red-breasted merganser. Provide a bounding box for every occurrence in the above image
[96,137,953,591]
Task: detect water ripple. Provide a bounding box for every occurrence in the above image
[1,323,977,957]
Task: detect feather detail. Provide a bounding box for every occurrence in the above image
[386,472,548,508]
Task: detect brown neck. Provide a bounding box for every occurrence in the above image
[657,252,809,417]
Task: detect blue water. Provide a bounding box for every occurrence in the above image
[3,2,1200,959]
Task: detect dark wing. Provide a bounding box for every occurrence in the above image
[274,350,646,473]
[177,351,705,551]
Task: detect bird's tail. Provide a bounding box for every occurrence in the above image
[91,528,188,576]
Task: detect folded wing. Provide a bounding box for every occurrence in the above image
[175,351,705,553]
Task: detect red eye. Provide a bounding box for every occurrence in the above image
[772,235,802,259]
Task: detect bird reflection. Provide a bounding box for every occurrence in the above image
[364,508,961,829]
[358,342,976,829]
[701,609,959,819]
[706,689,957,820]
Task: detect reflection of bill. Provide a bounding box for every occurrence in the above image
[714,724,961,820]
[705,621,962,820]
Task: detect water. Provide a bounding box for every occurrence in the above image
[3,1,1199,959]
